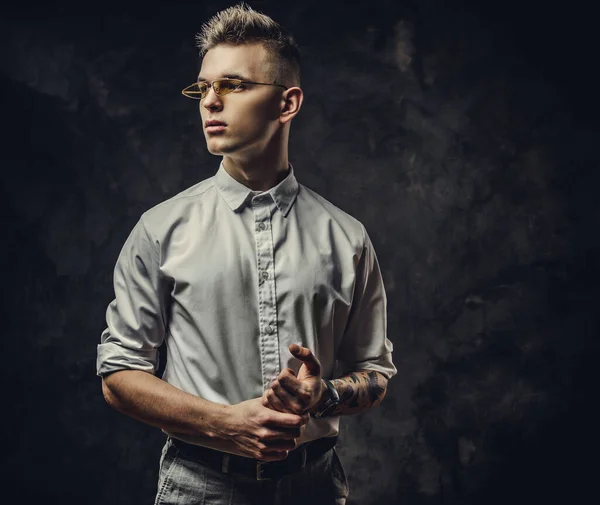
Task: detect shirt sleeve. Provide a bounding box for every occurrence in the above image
[96,214,170,377]
[337,225,397,380]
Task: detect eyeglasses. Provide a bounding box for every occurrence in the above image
[181,78,288,100]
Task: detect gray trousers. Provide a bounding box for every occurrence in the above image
[154,437,349,505]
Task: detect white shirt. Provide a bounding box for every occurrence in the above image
[97,162,397,448]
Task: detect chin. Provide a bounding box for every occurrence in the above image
[206,138,241,156]
[205,139,227,155]
[206,145,223,155]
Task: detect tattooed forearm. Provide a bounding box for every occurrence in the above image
[367,371,386,404]
[328,371,388,416]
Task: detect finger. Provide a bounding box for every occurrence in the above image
[275,370,304,395]
[263,409,309,429]
[257,449,289,462]
[289,344,321,375]
[264,387,290,413]
[258,426,301,441]
[271,381,306,413]
[261,389,270,408]
[278,367,297,378]
[257,434,298,450]
[255,437,297,462]
[274,378,312,412]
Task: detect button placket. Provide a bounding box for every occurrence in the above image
[252,197,280,390]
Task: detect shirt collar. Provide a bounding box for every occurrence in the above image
[214,161,299,217]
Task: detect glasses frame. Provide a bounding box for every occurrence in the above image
[181,78,288,100]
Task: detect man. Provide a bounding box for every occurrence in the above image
[97,4,396,504]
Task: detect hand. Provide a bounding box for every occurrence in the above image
[261,344,325,415]
[222,397,309,462]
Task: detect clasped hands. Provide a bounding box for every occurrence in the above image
[261,343,325,416]
[224,343,325,462]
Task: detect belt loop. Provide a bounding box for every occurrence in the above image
[221,453,230,474]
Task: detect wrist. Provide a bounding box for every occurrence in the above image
[310,379,328,414]
[202,402,233,440]
[310,378,340,418]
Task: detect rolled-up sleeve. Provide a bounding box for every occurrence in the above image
[338,225,397,380]
[96,214,170,377]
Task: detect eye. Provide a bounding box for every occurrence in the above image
[227,82,246,92]
[218,80,243,92]
[220,81,236,91]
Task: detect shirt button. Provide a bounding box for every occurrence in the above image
[265,325,274,334]
[261,271,269,280]
[258,222,266,231]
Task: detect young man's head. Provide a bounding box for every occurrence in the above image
[193,3,303,165]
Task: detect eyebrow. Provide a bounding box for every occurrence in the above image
[197,73,252,82]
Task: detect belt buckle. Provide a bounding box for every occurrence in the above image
[256,461,271,481]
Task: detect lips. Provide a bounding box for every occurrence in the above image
[205,120,227,134]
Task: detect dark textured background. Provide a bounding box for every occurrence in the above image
[1,1,598,503]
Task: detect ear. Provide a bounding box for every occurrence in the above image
[279,87,304,124]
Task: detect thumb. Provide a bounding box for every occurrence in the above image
[289,344,321,375]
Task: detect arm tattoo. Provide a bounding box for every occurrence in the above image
[367,371,386,404]
[328,370,388,416]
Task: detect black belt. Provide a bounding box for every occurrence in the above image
[170,435,338,481]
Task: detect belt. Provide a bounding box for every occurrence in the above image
[170,435,338,481]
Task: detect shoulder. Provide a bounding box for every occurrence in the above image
[139,175,217,234]
[297,183,366,245]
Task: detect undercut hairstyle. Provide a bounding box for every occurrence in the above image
[195,2,301,86]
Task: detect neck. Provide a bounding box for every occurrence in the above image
[222,152,289,192]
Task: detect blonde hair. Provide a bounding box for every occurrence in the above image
[195,2,301,86]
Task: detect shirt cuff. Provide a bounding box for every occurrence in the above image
[96,342,158,377]
[340,354,397,380]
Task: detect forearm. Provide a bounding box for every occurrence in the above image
[101,369,228,439]
[326,370,388,416]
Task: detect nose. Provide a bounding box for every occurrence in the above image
[202,85,223,112]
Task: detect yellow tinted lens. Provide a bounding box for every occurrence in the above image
[214,79,240,95]
[183,82,206,99]
[197,82,209,97]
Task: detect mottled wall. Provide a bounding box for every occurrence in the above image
[1,1,598,504]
